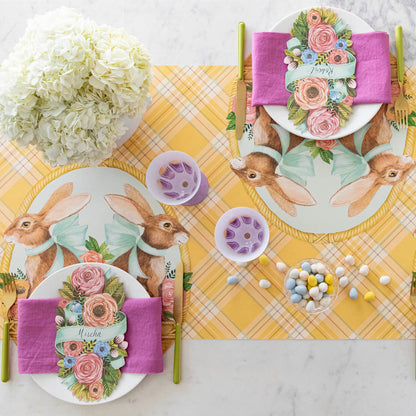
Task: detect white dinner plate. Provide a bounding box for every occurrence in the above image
[30,262,149,405]
[264,7,382,140]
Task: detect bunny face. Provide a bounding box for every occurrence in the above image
[230,153,278,187]
[368,153,415,185]
[4,214,49,247]
[141,214,189,249]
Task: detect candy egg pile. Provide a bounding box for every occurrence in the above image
[285,260,337,313]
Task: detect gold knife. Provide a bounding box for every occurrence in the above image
[235,22,246,140]
[173,260,184,384]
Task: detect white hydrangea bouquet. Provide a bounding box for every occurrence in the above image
[0,8,152,166]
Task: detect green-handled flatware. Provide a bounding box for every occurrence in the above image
[394,25,409,128]
[173,261,184,384]
[1,273,16,382]
[235,22,246,140]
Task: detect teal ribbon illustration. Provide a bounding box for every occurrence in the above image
[25,214,88,277]
[105,214,168,278]
[285,37,356,91]
[332,123,393,186]
[252,123,315,187]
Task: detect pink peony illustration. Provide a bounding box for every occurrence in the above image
[308,23,337,53]
[294,78,329,110]
[232,91,256,124]
[89,381,104,400]
[71,264,105,296]
[307,9,321,26]
[328,49,348,65]
[73,353,103,385]
[307,107,341,138]
[58,298,70,308]
[342,95,354,106]
[80,250,105,263]
[315,139,338,150]
[83,293,118,327]
[63,341,84,357]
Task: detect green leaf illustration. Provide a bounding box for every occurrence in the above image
[183,272,193,291]
[408,110,416,127]
[291,11,308,43]
[226,111,236,131]
[85,236,100,252]
[338,29,352,40]
[319,148,331,164]
[165,311,174,320]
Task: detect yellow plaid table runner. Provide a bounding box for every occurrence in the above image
[1,65,416,340]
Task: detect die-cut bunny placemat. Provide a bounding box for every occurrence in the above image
[1,65,416,340]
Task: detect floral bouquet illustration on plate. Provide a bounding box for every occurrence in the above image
[55,264,128,402]
[284,7,357,138]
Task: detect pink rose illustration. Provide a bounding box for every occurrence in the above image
[315,139,338,150]
[307,107,341,138]
[58,298,70,308]
[63,341,84,357]
[83,293,118,327]
[73,353,103,384]
[80,250,105,263]
[328,49,348,65]
[89,381,104,400]
[307,9,321,26]
[71,264,105,296]
[232,91,256,124]
[294,77,329,110]
[391,81,405,100]
[162,279,175,314]
[342,95,354,106]
[308,23,337,53]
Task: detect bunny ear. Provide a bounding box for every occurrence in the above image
[274,176,316,206]
[104,194,147,226]
[42,193,91,226]
[39,182,74,214]
[124,184,153,216]
[348,185,381,217]
[267,182,297,217]
[253,107,280,146]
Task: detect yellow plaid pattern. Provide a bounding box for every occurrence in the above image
[1,65,416,340]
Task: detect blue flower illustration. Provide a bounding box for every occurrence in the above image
[330,90,342,102]
[301,49,318,64]
[93,341,111,358]
[63,356,76,368]
[335,39,347,50]
[71,302,82,313]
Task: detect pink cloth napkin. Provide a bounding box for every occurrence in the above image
[17,297,163,374]
[252,31,392,106]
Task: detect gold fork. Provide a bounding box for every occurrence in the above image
[394,25,409,128]
[410,272,416,379]
[1,273,16,382]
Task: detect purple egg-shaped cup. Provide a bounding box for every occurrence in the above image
[146,151,209,206]
[214,207,270,263]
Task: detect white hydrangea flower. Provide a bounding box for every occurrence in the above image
[0,7,152,166]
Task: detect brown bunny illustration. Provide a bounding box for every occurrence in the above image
[104,184,189,297]
[3,182,91,292]
[330,105,415,217]
[230,106,316,216]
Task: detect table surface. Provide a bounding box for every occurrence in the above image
[1,0,416,414]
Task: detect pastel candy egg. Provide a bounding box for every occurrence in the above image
[227,275,238,285]
[301,262,312,273]
[335,267,345,277]
[324,274,334,285]
[345,255,355,265]
[309,286,320,298]
[339,276,349,288]
[359,265,369,276]
[290,293,302,304]
[295,285,308,296]
[259,254,270,266]
[259,279,271,289]
[299,299,307,307]
[311,264,318,274]
[308,275,318,286]
[289,269,300,279]
[326,285,334,295]
[379,275,391,285]
[286,278,296,290]
[276,262,287,272]
[316,263,326,275]
[299,270,309,281]
[315,274,324,283]
[296,279,306,286]
[236,261,248,267]
[349,288,358,299]
[290,289,297,295]
[318,282,328,292]
[314,291,323,301]
[364,291,375,302]
[320,297,331,308]
[303,293,311,299]
[306,301,316,313]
